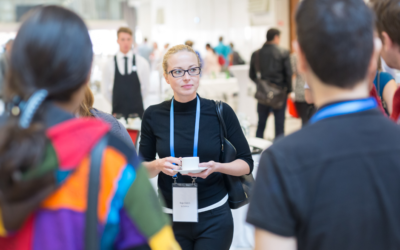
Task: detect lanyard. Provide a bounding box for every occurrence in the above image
[310,97,378,124]
[170,96,201,158]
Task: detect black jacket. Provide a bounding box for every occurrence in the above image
[249,43,292,93]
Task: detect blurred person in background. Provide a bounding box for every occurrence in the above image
[79,85,134,148]
[249,28,292,139]
[151,42,162,71]
[247,1,400,250]
[229,43,245,65]
[372,58,397,115]
[291,53,312,126]
[372,0,400,120]
[138,37,153,64]
[0,6,179,250]
[203,43,221,76]
[102,27,150,119]
[185,40,203,68]
[214,37,231,68]
[0,39,13,101]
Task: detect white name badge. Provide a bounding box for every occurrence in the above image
[132,65,137,72]
[172,183,198,222]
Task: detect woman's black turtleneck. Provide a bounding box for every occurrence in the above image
[139,95,253,209]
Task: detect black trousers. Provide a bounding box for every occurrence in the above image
[294,101,312,127]
[169,202,234,250]
[256,100,287,139]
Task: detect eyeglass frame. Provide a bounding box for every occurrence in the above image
[168,67,201,78]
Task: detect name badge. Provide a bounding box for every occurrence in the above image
[172,183,198,222]
[132,65,137,72]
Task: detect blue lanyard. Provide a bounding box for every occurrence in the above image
[170,96,201,158]
[310,98,378,124]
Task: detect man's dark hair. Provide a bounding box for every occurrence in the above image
[372,0,400,46]
[296,0,374,88]
[266,28,280,42]
[219,36,223,42]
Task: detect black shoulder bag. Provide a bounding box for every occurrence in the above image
[215,101,254,209]
[254,49,287,109]
[85,135,108,250]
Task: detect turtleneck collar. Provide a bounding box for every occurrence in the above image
[172,94,199,113]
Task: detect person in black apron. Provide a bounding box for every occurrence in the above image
[112,53,144,119]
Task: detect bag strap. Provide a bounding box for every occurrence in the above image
[85,134,108,250]
[214,101,227,153]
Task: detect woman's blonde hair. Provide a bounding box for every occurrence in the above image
[79,85,94,117]
[162,44,201,75]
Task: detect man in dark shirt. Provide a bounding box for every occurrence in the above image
[249,28,292,139]
[247,0,400,250]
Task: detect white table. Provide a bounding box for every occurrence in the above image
[197,77,239,109]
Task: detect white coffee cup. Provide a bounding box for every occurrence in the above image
[181,157,199,170]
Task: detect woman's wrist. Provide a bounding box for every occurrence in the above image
[214,162,223,173]
[154,159,162,171]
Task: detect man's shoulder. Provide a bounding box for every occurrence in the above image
[267,110,400,162]
[275,46,290,57]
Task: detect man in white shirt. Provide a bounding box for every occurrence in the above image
[102,27,150,119]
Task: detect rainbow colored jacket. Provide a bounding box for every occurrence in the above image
[0,116,180,250]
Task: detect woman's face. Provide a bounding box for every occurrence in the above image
[164,51,200,100]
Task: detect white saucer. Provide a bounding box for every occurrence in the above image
[175,167,207,174]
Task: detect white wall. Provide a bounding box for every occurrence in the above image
[136,0,290,62]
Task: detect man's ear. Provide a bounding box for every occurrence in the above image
[293,40,308,75]
[381,32,394,52]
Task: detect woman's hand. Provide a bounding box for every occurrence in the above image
[185,161,219,179]
[156,157,182,176]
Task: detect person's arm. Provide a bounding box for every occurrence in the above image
[143,157,181,178]
[188,103,253,179]
[101,57,114,104]
[283,52,293,93]
[136,55,150,105]
[383,79,397,114]
[246,149,298,242]
[255,229,296,250]
[249,52,257,83]
[139,107,181,178]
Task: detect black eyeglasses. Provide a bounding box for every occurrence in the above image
[168,67,201,78]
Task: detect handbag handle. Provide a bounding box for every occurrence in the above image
[85,135,108,250]
[215,101,227,152]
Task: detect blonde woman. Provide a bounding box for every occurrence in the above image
[140,45,253,250]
